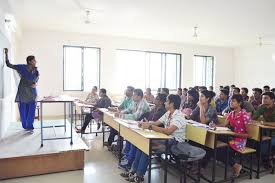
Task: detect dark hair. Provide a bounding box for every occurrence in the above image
[231,84,236,88]
[161,88,169,95]
[157,93,167,104]
[209,91,216,99]
[231,94,244,108]
[263,85,270,90]
[220,89,229,96]
[183,88,188,92]
[253,88,263,94]
[200,90,212,103]
[241,87,248,94]
[187,89,199,103]
[178,88,182,91]
[146,88,151,91]
[134,89,144,98]
[93,86,98,90]
[271,88,275,92]
[199,86,207,91]
[262,92,275,100]
[100,88,107,94]
[223,86,230,91]
[233,87,240,93]
[219,85,223,89]
[26,55,35,65]
[167,94,181,109]
[127,86,135,92]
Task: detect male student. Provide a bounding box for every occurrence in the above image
[77,88,111,133]
[106,86,134,148]
[120,94,187,182]
[215,89,229,115]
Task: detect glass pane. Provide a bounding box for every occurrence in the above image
[83,48,100,91]
[205,57,213,87]
[165,54,177,89]
[149,53,162,90]
[115,50,146,92]
[194,56,205,86]
[64,47,82,90]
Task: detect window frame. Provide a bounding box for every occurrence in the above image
[193,55,214,87]
[63,45,101,91]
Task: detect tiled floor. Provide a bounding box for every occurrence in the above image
[1,129,275,183]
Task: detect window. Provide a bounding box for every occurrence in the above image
[63,46,100,91]
[193,55,214,87]
[114,49,181,92]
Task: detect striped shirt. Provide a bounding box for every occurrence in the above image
[121,99,150,120]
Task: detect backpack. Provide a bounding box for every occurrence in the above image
[171,142,206,161]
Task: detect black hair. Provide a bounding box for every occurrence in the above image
[223,86,230,91]
[219,85,223,89]
[134,89,144,98]
[209,91,216,99]
[100,88,107,94]
[183,88,188,92]
[271,88,275,92]
[167,94,181,109]
[26,55,35,65]
[231,94,244,109]
[199,86,207,91]
[233,87,240,93]
[200,90,212,103]
[178,88,182,91]
[187,89,199,103]
[156,93,167,104]
[93,86,98,90]
[263,85,270,90]
[231,84,236,88]
[127,86,135,92]
[241,87,248,94]
[220,89,229,96]
[262,92,275,100]
[146,88,151,91]
[161,88,169,95]
[253,88,263,94]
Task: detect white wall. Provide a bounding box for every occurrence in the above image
[234,46,275,91]
[18,30,234,116]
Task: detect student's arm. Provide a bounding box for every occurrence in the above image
[199,106,208,124]
[252,106,263,120]
[4,49,17,70]
[262,122,275,127]
[142,122,178,135]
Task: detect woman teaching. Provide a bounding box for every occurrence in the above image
[4,48,39,133]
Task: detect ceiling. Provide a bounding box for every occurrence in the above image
[7,0,275,47]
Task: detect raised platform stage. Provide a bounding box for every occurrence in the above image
[0,120,89,180]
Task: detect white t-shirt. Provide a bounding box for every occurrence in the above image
[158,109,187,142]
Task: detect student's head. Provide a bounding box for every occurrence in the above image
[208,86,214,91]
[262,92,275,106]
[177,88,183,96]
[26,55,36,67]
[183,88,188,96]
[194,86,199,92]
[125,86,134,97]
[230,94,244,110]
[230,85,236,89]
[145,88,152,95]
[199,90,211,104]
[241,87,248,97]
[165,94,181,110]
[199,86,207,92]
[154,93,167,107]
[271,88,275,95]
[263,85,270,93]
[99,88,107,97]
[219,89,229,100]
[91,86,98,93]
[133,89,143,102]
[161,88,169,95]
[223,86,230,91]
[233,87,240,95]
[187,89,199,104]
[219,86,223,90]
[252,88,263,99]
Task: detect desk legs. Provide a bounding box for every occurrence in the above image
[164,139,168,183]
[148,139,152,183]
[257,128,263,179]
[64,103,67,132]
[212,135,217,183]
[40,102,43,147]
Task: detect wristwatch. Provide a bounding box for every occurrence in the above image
[148,124,153,130]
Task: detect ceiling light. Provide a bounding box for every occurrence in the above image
[193,26,199,39]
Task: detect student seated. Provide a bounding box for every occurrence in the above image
[118,93,167,170]
[252,91,275,167]
[220,94,252,177]
[222,100,254,117]
[120,94,187,182]
[263,85,270,93]
[179,88,188,107]
[84,86,99,105]
[161,88,169,95]
[76,88,111,133]
[249,88,262,110]
[215,89,229,115]
[144,88,155,104]
[181,89,199,116]
[177,88,183,96]
[189,90,218,124]
[209,86,214,91]
[241,87,249,101]
[271,88,275,95]
[106,86,134,148]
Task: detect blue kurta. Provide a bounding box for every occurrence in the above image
[6,60,39,129]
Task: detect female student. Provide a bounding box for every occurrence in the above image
[4,48,39,133]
